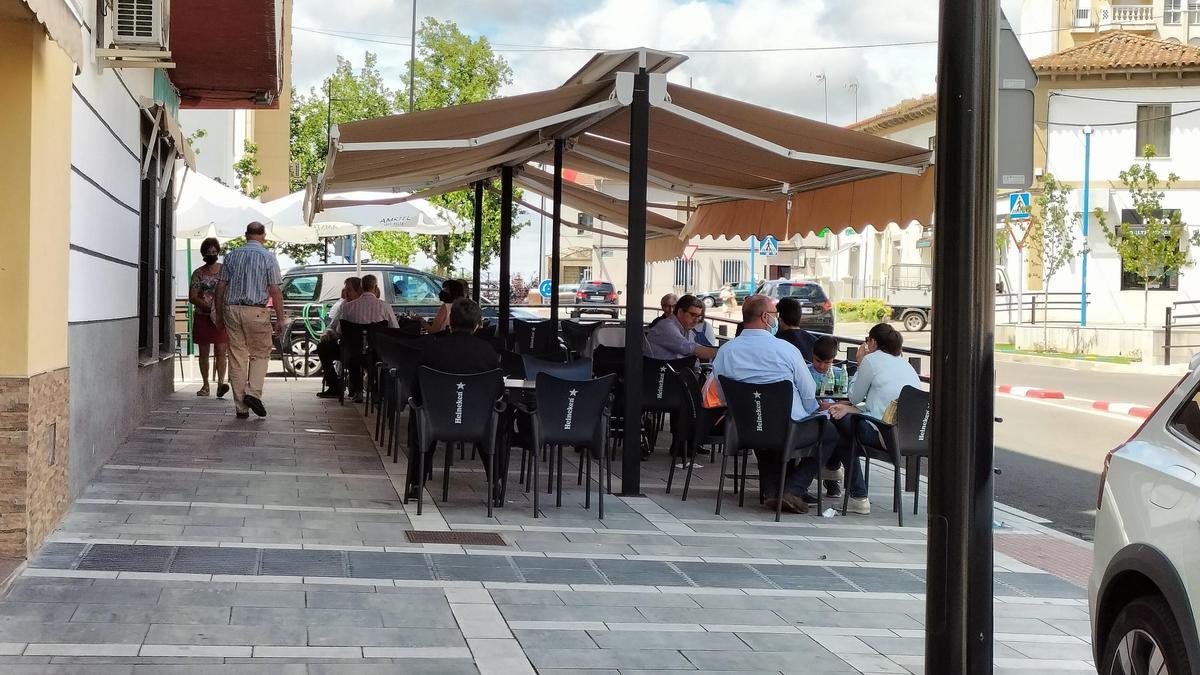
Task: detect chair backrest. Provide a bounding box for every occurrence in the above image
[561,320,598,354]
[591,346,624,380]
[416,367,505,443]
[893,385,931,456]
[340,320,385,359]
[394,317,424,338]
[641,357,693,413]
[523,355,592,381]
[498,349,526,379]
[669,365,725,445]
[717,376,797,454]
[586,325,626,356]
[534,373,616,447]
[513,319,557,355]
[375,335,424,389]
[476,323,498,341]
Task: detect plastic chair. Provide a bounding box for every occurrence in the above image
[524,374,616,518]
[639,356,695,456]
[373,335,424,463]
[409,367,507,517]
[843,385,930,526]
[560,320,599,358]
[666,366,726,500]
[717,376,828,522]
[338,320,386,399]
[498,350,527,380]
[513,319,561,356]
[523,355,591,381]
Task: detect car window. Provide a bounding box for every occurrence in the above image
[780,284,826,302]
[391,272,440,305]
[281,275,319,301]
[1169,383,1200,447]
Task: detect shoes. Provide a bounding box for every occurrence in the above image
[216,383,230,399]
[797,492,819,506]
[823,480,842,498]
[353,394,365,404]
[196,385,210,397]
[820,466,844,482]
[316,390,340,399]
[764,497,781,513]
[675,462,704,470]
[235,412,250,420]
[846,496,871,515]
[781,494,810,514]
[243,395,267,417]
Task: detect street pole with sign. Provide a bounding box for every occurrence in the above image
[1081,126,1093,326]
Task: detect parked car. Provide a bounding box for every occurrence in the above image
[696,280,756,308]
[557,283,580,305]
[757,279,834,334]
[1091,354,1200,674]
[570,280,620,318]
[276,264,536,376]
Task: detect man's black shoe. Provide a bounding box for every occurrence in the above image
[798,492,820,505]
[236,412,250,420]
[243,395,267,417]
[823,480,842,498]
[316,390,340,399]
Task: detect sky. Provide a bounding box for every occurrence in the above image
[291,0,1028,276]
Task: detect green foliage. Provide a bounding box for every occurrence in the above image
[185,128,207,154]
[399,18,513,113]
[835,299,893,323]
[220,236,321,263]
[1029,173,1078,286]
[233,140,268,199]
[1095,146,1197,325]
[362,230,418,265]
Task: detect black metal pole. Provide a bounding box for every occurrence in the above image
[472,181,483,303]
[927,1,997,673]
[499,167,513,343]
[550,139,564,332]
[621,69,650,496]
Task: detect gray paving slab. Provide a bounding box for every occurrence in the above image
[686,649,859,672]
[498,605,647,623]
[512,629,599,650]
[590,630,748,651]
[0,621,150,644]
[524,647,695,670]
[156,589,306,608]
[68,604,232,625]
[307,625,467,647]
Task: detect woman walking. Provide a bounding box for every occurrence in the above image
[189,237,229,397]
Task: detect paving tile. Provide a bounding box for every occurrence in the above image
[0,623,150,644]
[231,607,383,627]
[69,605,232,625]
[590,629,747,651]
[144,624,307,646]
[512,629,598,650]
[686,648,859,672]
[156,589,305,608]
[308,626,467,648]
[639,607,789,626]
[498,605,647,623]
[524,647,694,669]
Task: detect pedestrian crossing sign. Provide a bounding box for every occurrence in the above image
[757,235,779,257]
[1009,192,1031,218]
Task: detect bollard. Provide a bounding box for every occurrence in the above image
[1164,306,1173,366]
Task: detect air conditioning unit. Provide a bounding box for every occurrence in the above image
[111,0,167,49]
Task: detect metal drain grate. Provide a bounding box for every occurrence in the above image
[405,531,506,546]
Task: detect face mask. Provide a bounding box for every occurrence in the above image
[203,254,218,265]
[766,314,779,336]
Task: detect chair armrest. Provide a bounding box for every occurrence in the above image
[407,396,422,411]
[493,398,508,414]
[852,412,893,431]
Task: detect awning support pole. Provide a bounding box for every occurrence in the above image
[499,167,513,342]
[472,181,484,303]
[550,139,564,332]
[622,69,650,497]
[926,1,997,673]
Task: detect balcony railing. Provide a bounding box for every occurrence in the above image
[1108,3,1157,24]
[1074,7,1092,27]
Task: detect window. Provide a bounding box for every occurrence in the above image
[1169,380,1200,447]
[137,116,174,358]
[157,167,174,355]
[673,258,694,287]
[1166,0,1183,23]
[281,275,320,301]
[1190,0,1200,24]
[577,212,593,236]
[1074,0,1090,26]
[137,131,156,355]
[1118,209,1183,291]
[927,135,937,152]
[721,259,744,284]
[778,283,828,302]
[390,272,440,304]
[1136,104,1172,156]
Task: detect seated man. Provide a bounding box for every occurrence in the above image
[710,295,844,514]
[408,298,503,498]
[647,293,678,329]
[645,294,718,361]
[336,274,400,401]
[775,297,817,362]
[316,278,361,399]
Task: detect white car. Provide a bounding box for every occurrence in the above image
[1091,354,1200,674]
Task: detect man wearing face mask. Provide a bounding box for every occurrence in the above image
[710,295,841,514]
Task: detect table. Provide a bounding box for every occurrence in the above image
[503,378,536,390]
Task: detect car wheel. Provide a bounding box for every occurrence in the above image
[282,336,323,378]
[901,311,928,332]
[702,296,716,308]
[1101,595,1192,675]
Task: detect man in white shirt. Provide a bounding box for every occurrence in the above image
[336,274,399,330]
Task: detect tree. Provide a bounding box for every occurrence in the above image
[1095,146,1198,326]
[185,128,207,154]
[1023,173,1078,343]
[233,140,269,199]
[362,230,417,265]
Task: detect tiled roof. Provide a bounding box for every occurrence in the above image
[1032,31,1200,74]
[848,93,936,135]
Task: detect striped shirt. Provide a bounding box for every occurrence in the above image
[217,241,282,305]
[335,294,398,329]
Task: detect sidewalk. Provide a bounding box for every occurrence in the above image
[0,376,1095,674]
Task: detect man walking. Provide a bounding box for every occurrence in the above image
[213,222,285,419]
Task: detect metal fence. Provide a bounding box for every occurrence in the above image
[995,292,1089,325]
[1163,300,1200,365]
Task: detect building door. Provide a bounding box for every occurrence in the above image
[768,265,791,279]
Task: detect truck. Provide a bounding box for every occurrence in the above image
[884,264,1012,332]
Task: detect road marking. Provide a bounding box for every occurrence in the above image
[996,393,1140,423]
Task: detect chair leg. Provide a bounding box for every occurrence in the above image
[731,452,740,496]
[895,461,904,527]
[547,444,556,495]
[487,448,494,519]
[913,458,921,516]
[577,449,584,486]
[556,445,564,508]
[682,442,698,502]
[775,456,788,523]
[666,439,679,494]
[416,441,426,516]
[842,444,856,516]
[599,445,607,520]
[716,446,730,515]
[738,451,749,509]
[584,447,592,510]
[518,445,527,486]
[532,444,541,518]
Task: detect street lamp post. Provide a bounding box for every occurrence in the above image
[1081,126,1093,326]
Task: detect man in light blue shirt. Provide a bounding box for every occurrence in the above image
[711,296,840,513]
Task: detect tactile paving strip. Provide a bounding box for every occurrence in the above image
[76,544,173,573]
[404,531,506,546]
[168,546,258,575]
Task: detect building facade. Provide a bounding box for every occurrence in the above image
[1,0,283,557]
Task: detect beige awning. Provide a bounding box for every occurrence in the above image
[138,98,199,171]
[684,168,936,240]
[19,0,84,71]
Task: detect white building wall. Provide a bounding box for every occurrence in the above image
[178,109,238,186]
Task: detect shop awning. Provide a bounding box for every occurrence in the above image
[138,98,198,171]
[19,0,84,70]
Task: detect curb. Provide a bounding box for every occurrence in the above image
[1091,401,1154,419]
[994,351,1189,375]
[997,385,1065,399]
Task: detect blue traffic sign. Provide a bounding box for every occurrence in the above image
[538,279,553,299]
[1009,192,1031,218]
[757,235,779,257]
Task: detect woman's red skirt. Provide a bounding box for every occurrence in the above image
[192,313,228,345]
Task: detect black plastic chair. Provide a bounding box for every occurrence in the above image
[499,350,527,379]
[339,320,386,400]
[513,319,560,356]
[373,335,424,463]
[717,376,828,522]
[523,355,591,381]
[640,356,695,456]
[842,385,930,526]
[409,367,507,517]
[525,373,616,518]
[560,320,599,358]
[666,365,726,500]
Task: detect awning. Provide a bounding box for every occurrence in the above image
[684,168,936,240]
[19,0,84,71]
[138,98,198,171]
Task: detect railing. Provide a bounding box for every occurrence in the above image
[1110,3,1156,23]
[1163,300,1200,365]
[995,292,1090,325]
